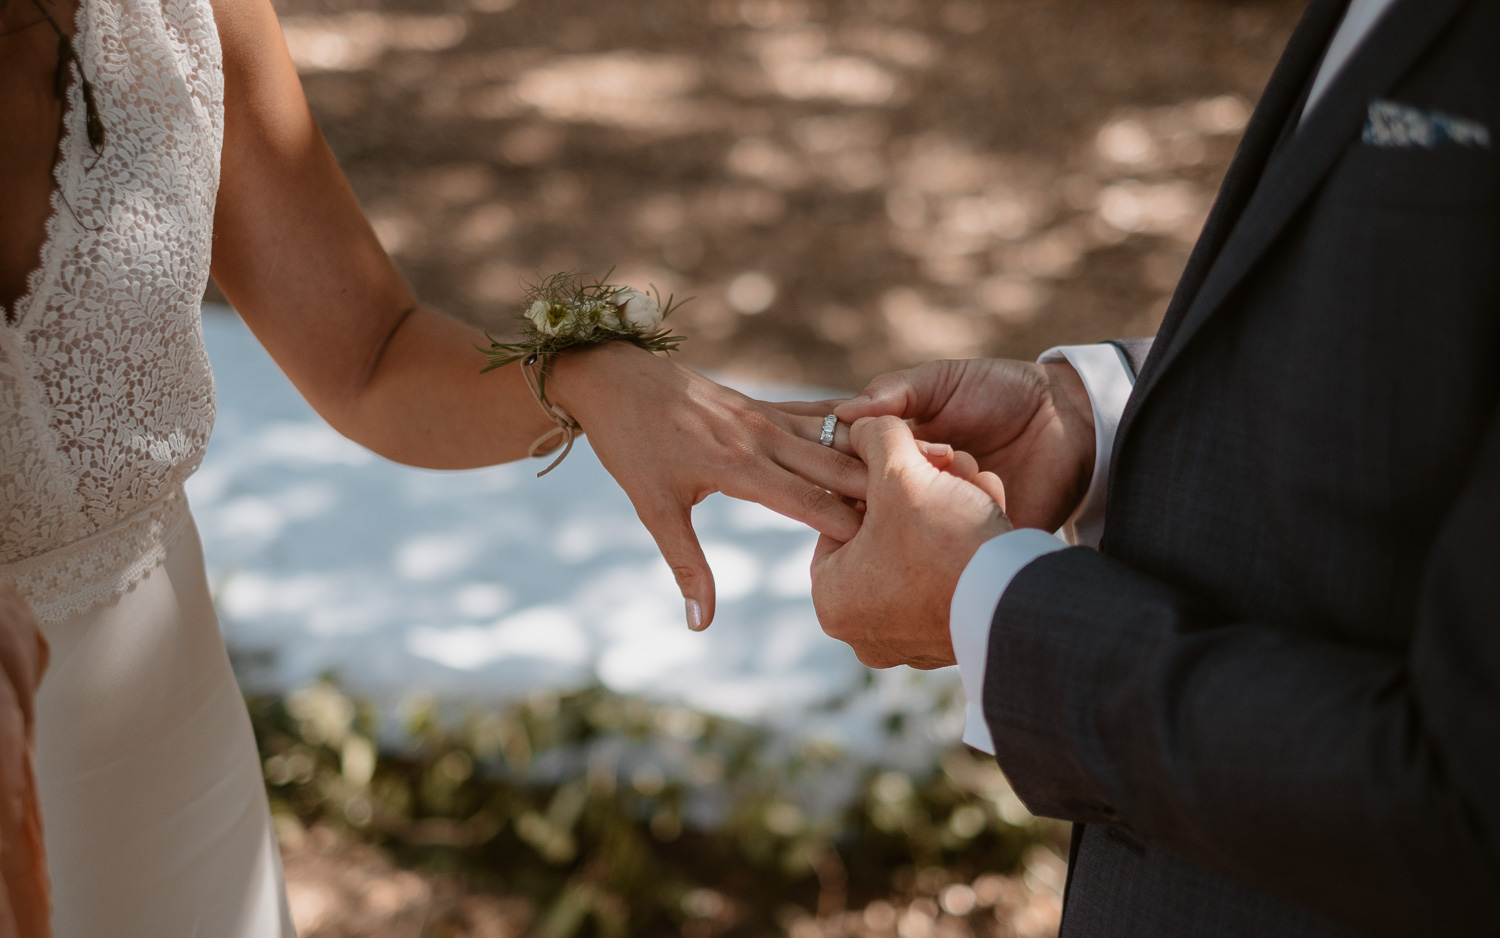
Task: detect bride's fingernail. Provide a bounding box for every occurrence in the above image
[685,599,704,631]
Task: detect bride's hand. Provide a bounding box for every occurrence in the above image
[205,0,865,633]
[548,342,869,631]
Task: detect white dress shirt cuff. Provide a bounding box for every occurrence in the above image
[947,343,1135,754]
[1038,344,1135,550]
[950,529,1069,753]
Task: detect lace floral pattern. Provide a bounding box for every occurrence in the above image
[0,0,223,620]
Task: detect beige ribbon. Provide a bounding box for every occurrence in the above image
[522,354,582,477]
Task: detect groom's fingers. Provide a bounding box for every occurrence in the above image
[971,470,1008,512]
[635,499,716,631]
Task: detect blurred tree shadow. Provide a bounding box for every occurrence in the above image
[250,0,1299,390]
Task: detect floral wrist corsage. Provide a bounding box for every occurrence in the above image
[481,271,688,476]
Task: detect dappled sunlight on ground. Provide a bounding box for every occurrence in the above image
[246,0,1301,390]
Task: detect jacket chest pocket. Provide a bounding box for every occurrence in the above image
[1322,143,1498,210]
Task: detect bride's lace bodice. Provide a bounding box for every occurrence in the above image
[0,0,222,621]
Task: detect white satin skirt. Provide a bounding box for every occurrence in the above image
[32,517,295,937]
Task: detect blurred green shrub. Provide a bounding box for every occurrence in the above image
[249,680,1058,937]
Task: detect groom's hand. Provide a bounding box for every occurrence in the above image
[811,417,1011,670]
[831,359,1095,532]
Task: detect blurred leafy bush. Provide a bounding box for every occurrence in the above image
[250,680,1061,937]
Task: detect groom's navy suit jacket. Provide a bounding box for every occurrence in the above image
[982,1,1499,935]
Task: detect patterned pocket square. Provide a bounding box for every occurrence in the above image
[1363,99,1491,149]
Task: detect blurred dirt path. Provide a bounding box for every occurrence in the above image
[282,822,1070,938]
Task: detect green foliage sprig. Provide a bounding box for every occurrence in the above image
[480,270,690,395]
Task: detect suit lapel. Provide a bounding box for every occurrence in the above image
[1114,0,1471,451]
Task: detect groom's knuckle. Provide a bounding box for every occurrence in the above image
[669,563,700,587]
[827,621,855,644]
[855,415,896,443]
[814,606,846,635]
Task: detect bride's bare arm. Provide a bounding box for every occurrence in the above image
[0,582,48,938]
[207,0,866,627]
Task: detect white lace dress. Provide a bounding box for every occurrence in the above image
[0,0,294,933]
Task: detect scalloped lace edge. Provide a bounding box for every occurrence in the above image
[0,490,190,623]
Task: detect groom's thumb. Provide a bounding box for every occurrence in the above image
[849,416,929,479]
[637,499,716,631]
[834,371,916,423]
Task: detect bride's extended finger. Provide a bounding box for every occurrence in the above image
[774,434,869,502]
[727,468,863,542]
[633,497,717,630]
[948,449,981,482]
[765,399,849,419]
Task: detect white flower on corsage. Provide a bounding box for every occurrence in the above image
[525,299,569,336]
[480,270,690,476]
[612,287,663,332]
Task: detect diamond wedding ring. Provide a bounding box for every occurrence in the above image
[819,414,838,447]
